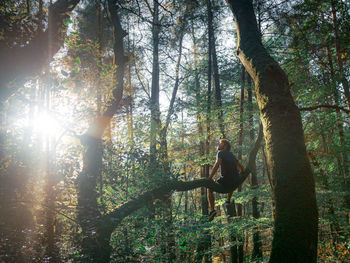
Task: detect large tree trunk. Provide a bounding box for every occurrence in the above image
[226,1,318,262]
[76,0,127,261]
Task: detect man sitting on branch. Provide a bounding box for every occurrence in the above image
[208,139,244,221]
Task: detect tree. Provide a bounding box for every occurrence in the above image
[76,0,127,261]
[226,0,318,261]
[0,0,80,102]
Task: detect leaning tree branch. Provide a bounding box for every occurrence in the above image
[299,104,350,114]
[0,0,80,102]
[102,122,264,231]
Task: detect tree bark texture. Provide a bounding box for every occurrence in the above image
[76,0,127,261]
[150,0,161,162]
[330,0,350,112]
[226,0,318,262]
[207,0,225,138]
[248,76,262,259]
[0,0,80,102]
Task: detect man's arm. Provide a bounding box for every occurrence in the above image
[237,161,244,174]
[209,158,222,180]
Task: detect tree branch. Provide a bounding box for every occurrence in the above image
[101,121,264,230]
[299,104,349,114]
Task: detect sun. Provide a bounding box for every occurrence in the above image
[32,111,60,137]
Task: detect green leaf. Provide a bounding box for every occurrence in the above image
[75,57,81,66]
[64,18,73,25]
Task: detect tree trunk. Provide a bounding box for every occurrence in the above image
[226,1,318,262]
[248,77,262,259]
[330,0,350,112]
[150,0,161,163]
[204,11,213,262]
[43,79,59,263]
[237,64,245,263]
[207,0,225,138]
[192,19,211,263]
[76,0,127,261]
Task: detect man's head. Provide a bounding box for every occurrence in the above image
[218,139,231,151]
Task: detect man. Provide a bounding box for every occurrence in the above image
[208,139,244,221]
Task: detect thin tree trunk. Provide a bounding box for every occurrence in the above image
[207,0,225,138]
[226,1,318,262]
[159,25,185,163]
[204,11,213,262]
[150,0,161,163]
[330,0,350,112]
[43,78,59,263]
[326,43,347,178]
[237,64,245,263]
[192,19,211,263]
[248,77,262,259]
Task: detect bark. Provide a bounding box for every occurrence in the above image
[238,65,245,162]
[226,0,318,262]
[192,17,211,263]
[226,200,238,263]
[156,7,189,262]
[237,64,245,263]
[330,0,350,112]
[207,0,225,138]
[248,76,262,259]
[76,0,127,261]
[0,0,80,102]
[325,43,348,178]
[43,82,60,263]
[251,124,262,259]
[203,10,213,262]
[150,0,161,162]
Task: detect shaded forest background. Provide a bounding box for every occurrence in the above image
[0,0,349,262]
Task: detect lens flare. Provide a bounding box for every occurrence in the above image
[32,111,60,136]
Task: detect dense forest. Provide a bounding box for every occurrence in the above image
[0,0,349,262]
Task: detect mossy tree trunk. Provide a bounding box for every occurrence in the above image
[226,0,318,262]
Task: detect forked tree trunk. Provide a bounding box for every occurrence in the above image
[76,0,127,261]
[226,1,318,262]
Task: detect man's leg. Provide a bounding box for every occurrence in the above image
[207,188,215,211]
[207,188,217,221]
